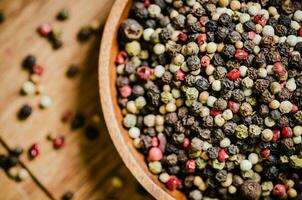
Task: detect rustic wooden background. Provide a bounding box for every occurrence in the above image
[0,0,154,199]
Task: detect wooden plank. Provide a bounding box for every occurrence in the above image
[0,143,51,200]
[0,0,153,199]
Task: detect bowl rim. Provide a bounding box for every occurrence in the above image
[98,0,180,199]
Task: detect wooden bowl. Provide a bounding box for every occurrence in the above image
[98,0,186,199]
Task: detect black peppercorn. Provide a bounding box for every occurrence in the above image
[240,180,261,200]
[61,191,74,200]
[187,55,201,71]
[71,113,85,129]
[10,146,23,157]
[56,8,69,21]
[84,126,99,140]
[263,166,279,181]
[22,55,36,70]
[66,65,79,78]
[77,26,94,42]
[18,104,32,120]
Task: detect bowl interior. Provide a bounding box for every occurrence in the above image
[99,0,186,199]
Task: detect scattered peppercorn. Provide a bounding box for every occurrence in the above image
[77,26,93,42]
[61,191,74,200]
[71,113,85,129]
[56,8,69,21]
[84,126,99,140]
[66,65,79,78]
[18,104,32,120]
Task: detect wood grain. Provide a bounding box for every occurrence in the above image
[99,0,187,199]
[0,0,153,199]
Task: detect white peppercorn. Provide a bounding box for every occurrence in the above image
[279,100,293,114]
[129,127,141,138]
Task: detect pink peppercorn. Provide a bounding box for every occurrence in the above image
[53,136,65,149]
[253,15,267,26]
[291,104,298,113]
[183,138,190,149]
[299,28,302,37]
[199,16,208,26]
[234,49,248,60]
[178,32,187,43]
[185,160,196,173]
[148,147,163,161]
[115,51,128,65]
[33,64,44,75]
[273,62,287,77]
[272,130,280,143]
[120,85,132,98]
[218,149,229,162]
[273,184,286,197]
[228,101,240,113]
[197,34,206,44]
[200,55,210,68]
[175,70,185,81]
[39,23,52,37]
[29,143,39,159]
[281,127,293,138]
[166,176,181,190]
[247,31,256,40]
[151,137,158,147]
[210,109,222,117]
[260,148,270,158]
[227,69,240,81]
[138,66,153,80]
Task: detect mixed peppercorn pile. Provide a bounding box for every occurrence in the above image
[115,0,302,199]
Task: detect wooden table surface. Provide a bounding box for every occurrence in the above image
[0,0,154,199]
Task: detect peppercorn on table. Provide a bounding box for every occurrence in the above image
[0,0,153,199]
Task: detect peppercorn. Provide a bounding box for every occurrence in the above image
[77,26,93,42]
[71,113,85,129]
[56,8,69,21]
[61,191,74,200]
[18,104,32,120]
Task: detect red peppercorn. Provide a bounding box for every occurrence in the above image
[272,130,280,143]
[299,28,302,37]
[33,64,44,75]
[151,137,158,147]
[210,109,222,117]
[61,110,73,123]
[260,148,270,158]
[253,15,267,26]
[281,127,293,138]
[200,55,210,68]
[148,147,163,161]
[197,33,206,44]
[234,49,248,60]
[272,184,286,197]
[144,0,150,7]
[53,136,65,149]
[138,66,153,80]
[273,62,287,77]
[185,160,196,173]
[175,70,185,81]
[178,32,187,43]
[228,101,240,113]
[120,85,132,98]
[183,138,190,149]
[115,51,128,65]
[166,176,181,190]
[247,31,256,40]
[38,23,52,37]
[218,149,229,162]
[227,69,241,81]
[291,104,298,113]
[29,143,39,159]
